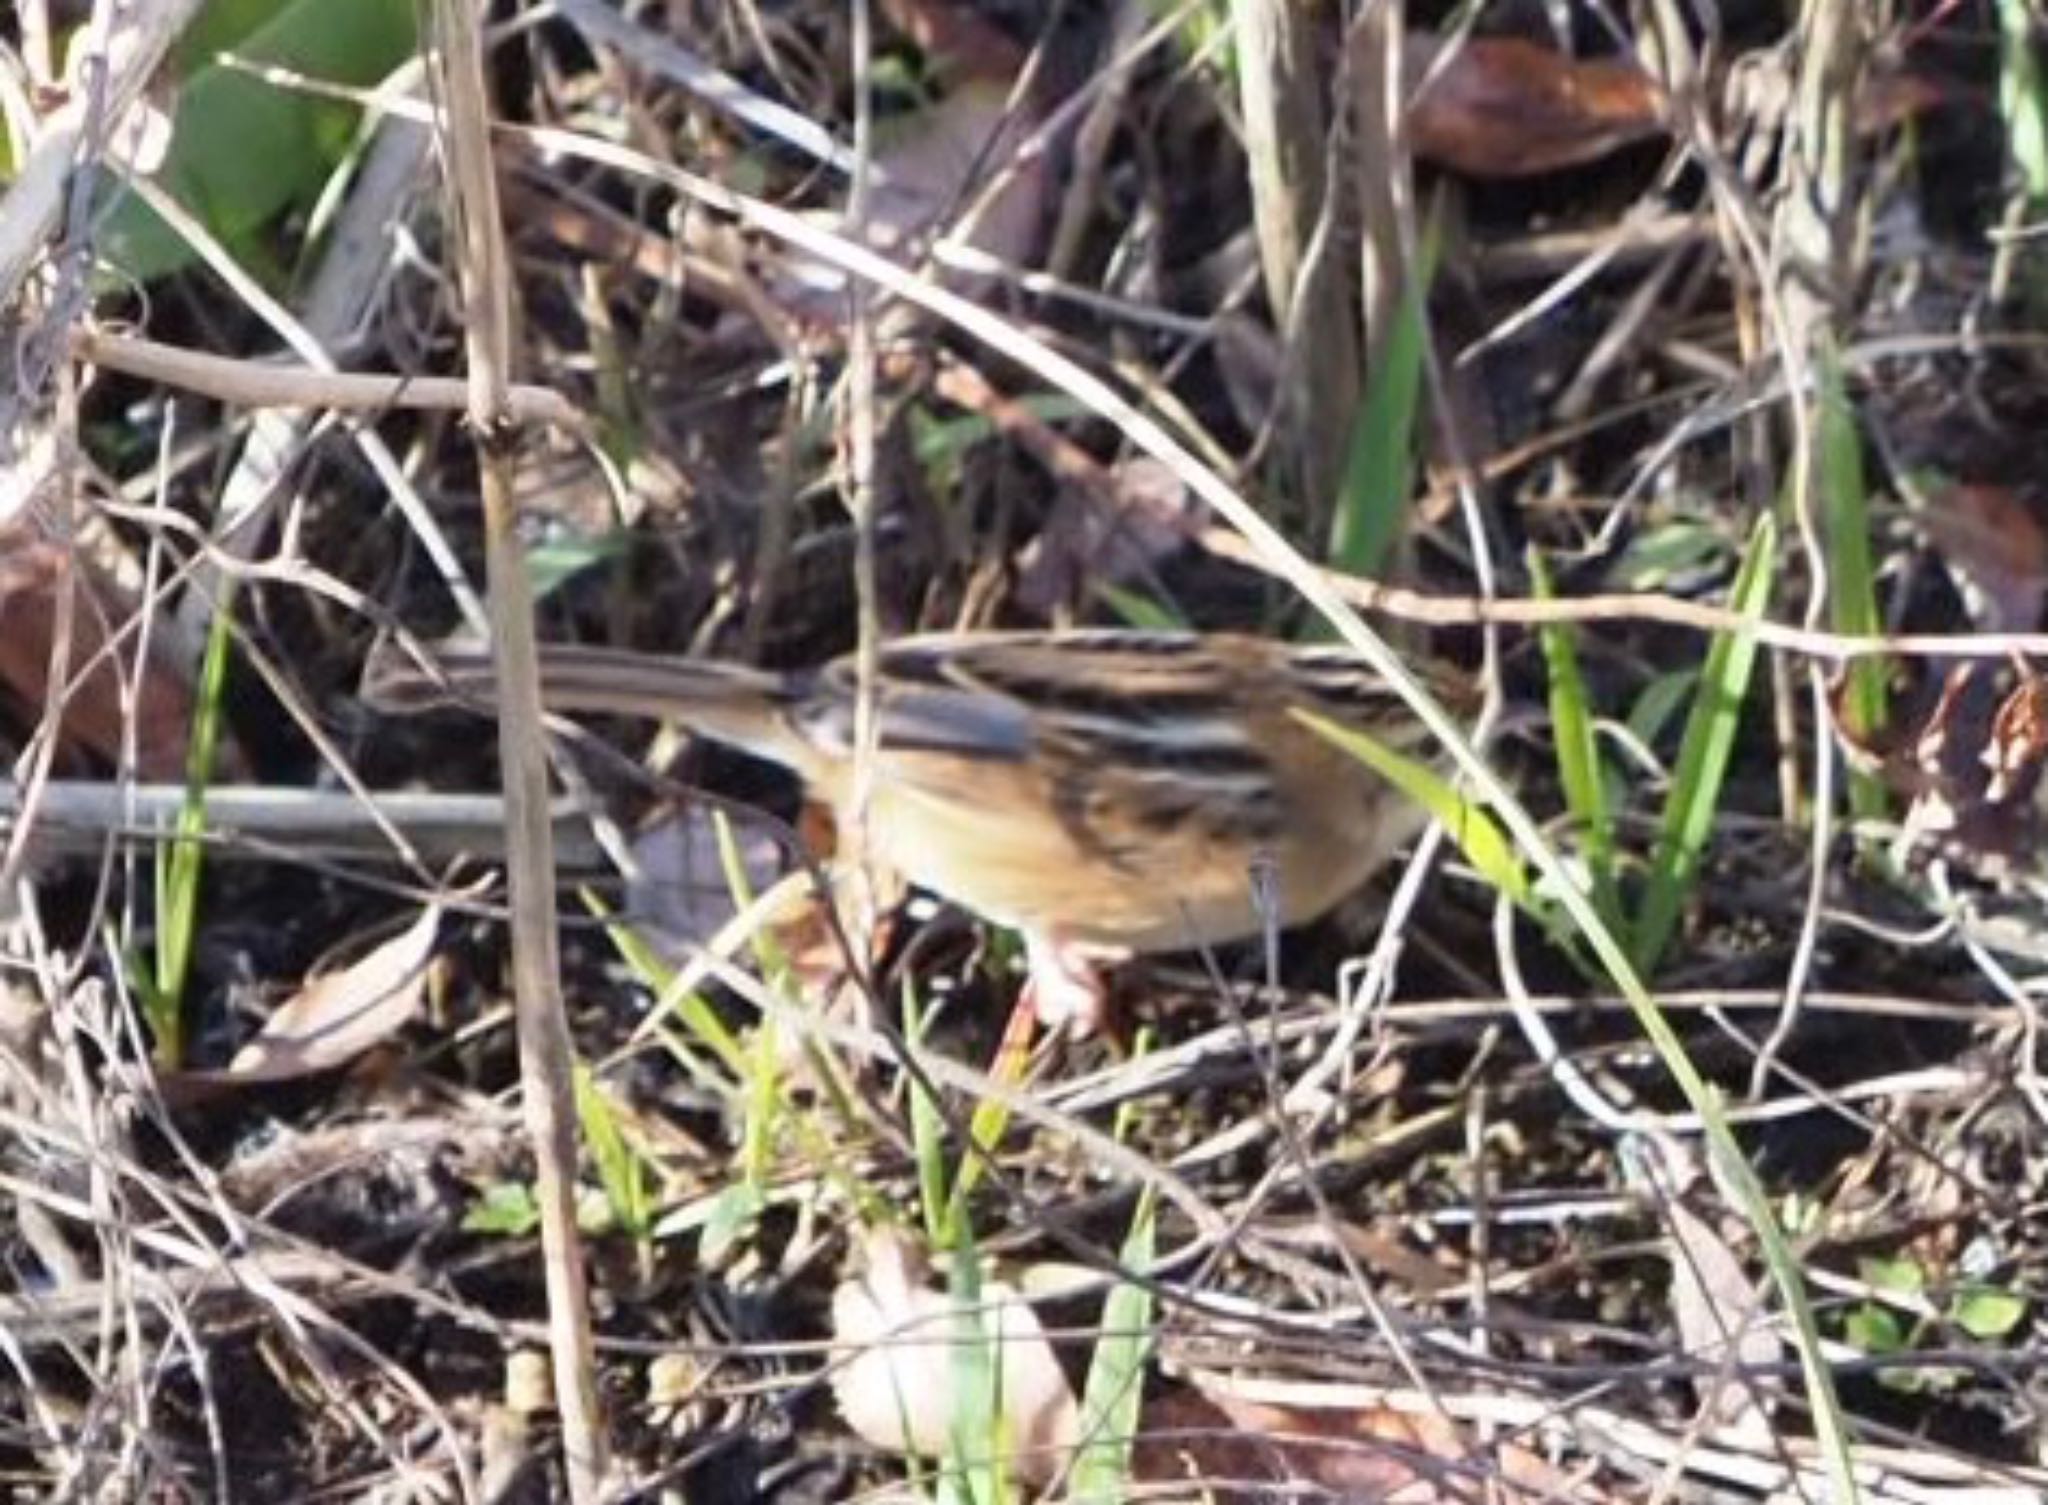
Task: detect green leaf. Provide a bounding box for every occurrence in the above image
[905,987,954,1248]
[1070,1189,1157,1504]
[1951,1284,2028,1340]
[1858,1254,1926,1298]
[1295,711,1528,904]
[104,0,418,280]
[150,573,238,1065]
[2002,0,2048,203]
[1844,1303,1906,1356]
[529,533,629,600]
[699,1182,765,1264]
[1816,347,1887,820]
[944,1228,1007,1505]
[463,1180,542,1237]
[1628,669,1699,750]
[1613,520,1730,592]
[574,1062,653,1241]
[1099,583,1187,631]
[1632,514,1776,972]
[1328,230,1435,578]
[1531,550,1619,928]
[583,887,747,1083]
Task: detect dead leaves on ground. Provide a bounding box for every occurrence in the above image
[0,512,205,780]
[1405,36,1666,178]
[1138,1382,1594,1505]
[829,1229,1603,1502]
[1834,658,2048,868]
[171,905,445,1089]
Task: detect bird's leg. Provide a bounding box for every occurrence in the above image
[1019,928,1111,1036]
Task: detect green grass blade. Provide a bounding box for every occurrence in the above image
[1069,1189,1157,1503]
[1531,550,1621,928]
[151,580,238,1065]
[2002,0,2048,203]
[1327,233,1435,579]
[1098,583,1187,631]
[944,1228,1007,1505]
[1817,345,1888,821]
[582,887,747,1083]
[573,1061,653,1241]
[1632,514,1777,973]
[905,987,954,1248]
[1294,710,1527,904]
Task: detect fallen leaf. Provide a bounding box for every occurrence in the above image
[1015,457,1203,614]
[1983,666,2048,804]
[1634,1138,1780,1440]
[1132,1387,1429,1500]
[0,513,203,780]
[1831,660,2048,868]
[1147,1378,1594,1503]
[1406,35,1666,178]
[1917,481,2048,631]
[771,79,1048,319]
[831,1228,1080,1489]
[221,905,442,1082]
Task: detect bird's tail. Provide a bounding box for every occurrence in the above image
[364,640,815,771]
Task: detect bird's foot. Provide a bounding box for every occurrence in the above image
[1019,930,1115,1037]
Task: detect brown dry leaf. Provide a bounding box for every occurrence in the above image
[772,78,1047,320]
[1984,665,2048,804]
[1146,1379,1593,1504]
[1641,1139,1781,1440]
[1015,457,1203,614]
[1131,1387,1425,1500]
[0,516,199,779]
[1917,481,2048,631]
[221,905,442,1083]
[1406,35,1666,178]
[1832,662,2048,866]
[830,1228,1080,1489]
[862,77,1043,266]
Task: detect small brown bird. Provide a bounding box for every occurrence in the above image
[370,630,1455,1033]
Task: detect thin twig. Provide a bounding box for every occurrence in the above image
[70,328,583,430]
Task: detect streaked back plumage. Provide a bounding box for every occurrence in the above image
[369,629,1460,954]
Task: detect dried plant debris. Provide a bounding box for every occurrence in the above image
[8,0,2048,1498]
[1836,659,2048,870]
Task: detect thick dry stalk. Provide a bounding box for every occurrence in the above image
[423,0,607,1497]
[1231,0,1359,523]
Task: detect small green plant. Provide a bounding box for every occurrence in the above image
[1816,349,1888,821]
[596,818,891,1262]
[462,1180,542,1238]
[1327,227,1436,582]
[1844,1253,2030,1394]
[106,0,419,280]
[1632,513,1777,972]
[135,581,238,1065]
[574,1062,655,1245]
[1069,1171,1158,1501]
[1531,550,1622,932]
[939,1226,1011,1505]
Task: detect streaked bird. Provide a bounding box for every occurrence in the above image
[369,630,1461,1033]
